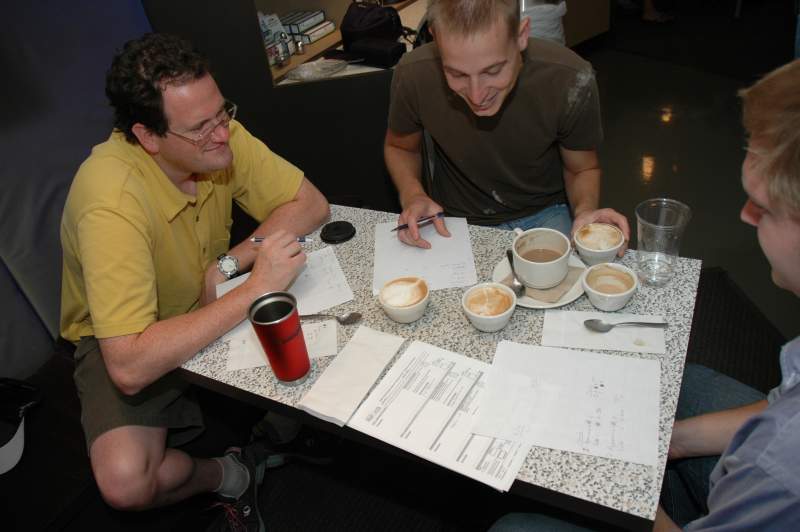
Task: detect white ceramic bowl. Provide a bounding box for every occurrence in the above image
[461,282,517,332]
[581,263,638,312]
[574,223,625,266]
[379,277,430,324]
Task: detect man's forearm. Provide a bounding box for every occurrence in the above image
[563,166,601,218]
[229,179,329,272]
[385,143,425,207]
[672,400,768,458]
[99,279,267,395]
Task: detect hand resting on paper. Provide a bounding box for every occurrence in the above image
[396,193,450,249]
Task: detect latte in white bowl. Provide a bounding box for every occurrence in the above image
[574,223,625,266]
[379,277,429,323]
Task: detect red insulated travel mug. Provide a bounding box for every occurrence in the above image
[248,291,310,384]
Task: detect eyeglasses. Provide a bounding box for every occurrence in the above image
[167,100,237,148]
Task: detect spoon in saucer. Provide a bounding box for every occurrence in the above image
[506,249,526,298]
[583,319,667,333]
[300,311,362,325]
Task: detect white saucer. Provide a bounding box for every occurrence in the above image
[491,253,586,309]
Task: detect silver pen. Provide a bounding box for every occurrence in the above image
[250,236,312,243]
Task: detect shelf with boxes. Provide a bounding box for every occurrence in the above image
[258,0,422,83]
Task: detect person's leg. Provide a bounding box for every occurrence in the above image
[488,512,595,532]
[661,364,766,525]
[90,424,223,510]
[497,203,573,236]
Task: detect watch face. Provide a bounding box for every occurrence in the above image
[219,256,238,276]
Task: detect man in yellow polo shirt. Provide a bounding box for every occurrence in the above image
[59,33,329,529]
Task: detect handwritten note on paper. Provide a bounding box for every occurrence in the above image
[222,319,338,371]
[349,341,531,491]
[491,341,661,467]
[372,218,478,294]
[216,246,354,315]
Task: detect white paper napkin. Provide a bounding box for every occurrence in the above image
[541,310,666,354]
[297,326,405,426]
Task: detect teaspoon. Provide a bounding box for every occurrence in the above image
[583,319,667,333]
[300,311,362,325]
[505,249,526,297]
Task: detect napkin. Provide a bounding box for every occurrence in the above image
[297,326,405,426]
[541,310,666,354]
[502,265,584,303]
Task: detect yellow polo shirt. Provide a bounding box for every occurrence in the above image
[60,120,303,343]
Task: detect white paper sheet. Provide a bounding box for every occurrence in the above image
[222,320,338,371]
[472,367,560,445]
[490,341,661,467]
[215,246,354,315]
[372,218,478,294]
[541,310,667,354]
[297,326,405,426]
[349,341,531,491]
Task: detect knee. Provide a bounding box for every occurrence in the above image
[92,454,158,511]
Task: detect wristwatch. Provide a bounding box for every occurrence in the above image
[217,253,239,280]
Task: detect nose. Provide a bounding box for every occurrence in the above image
[210,120,231,143]
[467,78,487,106]
[740,199,759,227]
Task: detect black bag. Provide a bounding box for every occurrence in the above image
[340,1,403,52]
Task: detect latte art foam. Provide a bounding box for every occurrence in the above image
[576,223,623,251]
[381,278,426,307]
[465,286,512,316]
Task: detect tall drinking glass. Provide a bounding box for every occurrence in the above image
[635,198,692,287]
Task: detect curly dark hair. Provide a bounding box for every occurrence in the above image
[105,33,210,143]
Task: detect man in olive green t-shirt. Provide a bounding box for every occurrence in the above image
[59,33,329,527]
[384,0,628,249]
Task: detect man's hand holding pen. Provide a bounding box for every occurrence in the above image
[396,194,450,249]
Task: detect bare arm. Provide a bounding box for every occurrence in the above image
[653,505,681,532]
[560,146,630,254]
[200,177,329,305]
[384,128,449,249]
[99,231,305,395]
[669,400,768,459]
[229,177,329,274]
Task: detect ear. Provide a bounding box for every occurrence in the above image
[131,123,160,154]
[517,16,530,51]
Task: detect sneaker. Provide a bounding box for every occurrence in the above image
[207,444,271,532]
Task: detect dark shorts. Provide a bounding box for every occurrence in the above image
[73,336,205,450]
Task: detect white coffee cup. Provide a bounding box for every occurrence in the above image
[512,228,571,289]
[461,282,516,332]
[379,276,430,323]
[581,263,638,312]
[574,223,624,266]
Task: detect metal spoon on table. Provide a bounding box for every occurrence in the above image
[505,249,526,298]
[300,311,362,325]
[583,319,667,333]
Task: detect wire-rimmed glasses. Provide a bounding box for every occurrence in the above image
[167,100,237,148]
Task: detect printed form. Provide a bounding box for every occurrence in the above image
[349,341,531,491]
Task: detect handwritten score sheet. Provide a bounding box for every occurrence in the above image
[372,218,478,294]
[214,246,352,371]
[349,341,531,491]
[488,341,661,467]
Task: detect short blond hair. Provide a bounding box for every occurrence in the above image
[740,59,800,214]
[426,0,520,40]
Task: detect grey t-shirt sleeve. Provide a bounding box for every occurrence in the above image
[387,62,423,135]
[557,67,603,151]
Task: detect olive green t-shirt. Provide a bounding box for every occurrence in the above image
[388,38,603,225]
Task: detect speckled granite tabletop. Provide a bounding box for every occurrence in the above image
[183,205,701,521]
